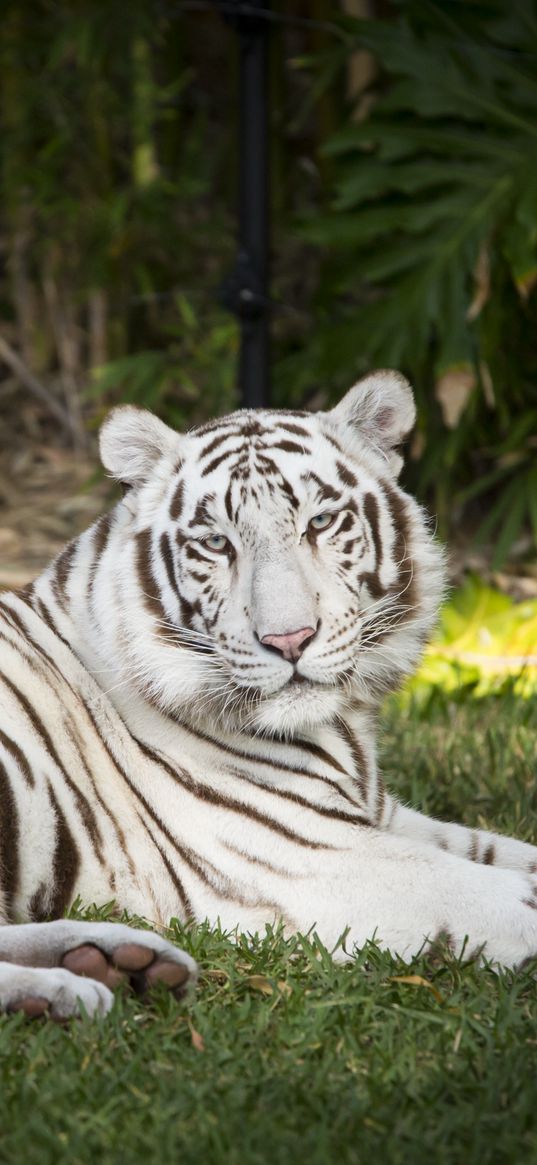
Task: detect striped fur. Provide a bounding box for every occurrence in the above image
[2,370,537,1014]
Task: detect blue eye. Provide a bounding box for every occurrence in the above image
[308,512,335,533]
[202,533,229,553]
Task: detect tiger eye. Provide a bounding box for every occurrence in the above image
[202,534,229,553]
[308,512,336,533]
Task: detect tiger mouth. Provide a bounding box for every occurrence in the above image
[229,673,327,701]
[284,674,328,693]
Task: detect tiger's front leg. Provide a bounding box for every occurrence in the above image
[299,829,537,968]
[381,796,537,874]
[0,920,197,1019]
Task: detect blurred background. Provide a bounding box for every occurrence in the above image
[0,0,536,693]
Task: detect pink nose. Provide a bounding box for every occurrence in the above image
[261,626,316,663]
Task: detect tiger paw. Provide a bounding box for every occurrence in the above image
[0,919,198,1019]
[61,935,195,998]
[0,963,114,1020]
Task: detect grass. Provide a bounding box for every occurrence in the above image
[2,690,537,1165]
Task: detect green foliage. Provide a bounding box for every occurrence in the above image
[402,578,537,704]
[90,296,238,428]
[0,0,235,433]
[2,0,537,567]
[381,686,537,842]
[286,1,537,560]
[2,694,537,1164]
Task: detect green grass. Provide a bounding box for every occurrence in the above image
[2,692,537,1165]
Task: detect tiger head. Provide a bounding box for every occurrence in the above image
[99,372,445,736]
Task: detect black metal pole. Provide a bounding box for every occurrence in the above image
[238,1,270,408]
[216,1,271,409]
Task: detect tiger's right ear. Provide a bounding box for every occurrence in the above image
[99,406,181,486]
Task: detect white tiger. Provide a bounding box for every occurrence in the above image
[1,370,537,1020]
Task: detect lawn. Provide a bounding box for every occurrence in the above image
[1,692,537,1165]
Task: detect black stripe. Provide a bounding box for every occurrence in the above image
[180,721,333,782]
[238,418,264,438]
[185,544,212,564]
[136,529,176,639]
[360,492,384,600]
[224,481,234,522]
[323,432,345,454]
[192,416,242,438]
[336,719,370,803]
[45,780,80,919]
[201,449,237,477]
[87,512,114,594]
[383,482,416,613]
[0,673,105,863]
[278,475,300,510]
[28,882,48,922]
[14,590,68,647]
[35,597,64,639]
[0,601,37,645]
[277,423,310,438]
[468,832,479,862]
[134,737,331,850]
[52,540,78,608]
[160,531,178,595]
[14,644,140,882]
[140,810,251,907]
[2,601,70,685]
[294,737,348,773]
[303,472,342,503]
[362,482,417,644]
[0,758,20,919]
[364,493,382,570]
[336,460,358,489]
[266,441,309,456]
[135,812,194,918]
[0,728,35,789]
[199,432,237,459]
[225,764,369,827]
[63,711,132,873]
[190,495,215,527]
[222,838,293,875]
[178,721,365,813]
[170,478,185,522]
[375,775,386,825]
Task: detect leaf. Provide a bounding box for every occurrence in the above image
[527,466,537,548]
[202,968,230,984]
[502,212,537,297]
[490,483,527,571]
[277,981,292,997]
[188,1020,205,1052]
[467,243,491,321]
[435,367,476,429]
[246,975,274,996]
[515,269,537,301]
[389,975,444,1004]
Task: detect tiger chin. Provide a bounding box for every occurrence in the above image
[1,369,537,1020]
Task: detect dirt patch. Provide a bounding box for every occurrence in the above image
[0,439,113,591]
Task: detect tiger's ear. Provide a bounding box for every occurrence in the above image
[99,405,181,486]
[326,370,416,476]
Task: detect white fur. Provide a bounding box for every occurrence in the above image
[1,373,537,1018]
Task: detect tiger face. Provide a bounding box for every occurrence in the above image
[100,372,444,736]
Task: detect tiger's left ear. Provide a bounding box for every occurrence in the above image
[99,405,181,487]
[326,370,416,476]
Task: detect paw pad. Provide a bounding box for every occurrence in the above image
[61,941,192,999]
